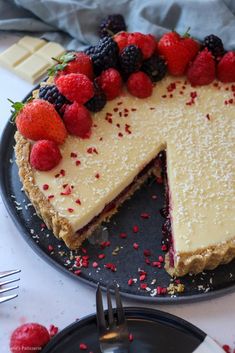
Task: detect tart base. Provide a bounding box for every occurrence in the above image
[165,238,235,277]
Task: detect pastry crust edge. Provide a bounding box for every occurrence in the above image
[165,238,235,277]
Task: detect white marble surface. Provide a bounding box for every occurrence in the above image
[0,33,234,353]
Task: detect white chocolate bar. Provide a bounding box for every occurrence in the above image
[0,44,30,69]
[36,42,65,64]
[18,36,46,53]
[0,36,65,84]
[15,54,51,84]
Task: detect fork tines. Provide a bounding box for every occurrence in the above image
[96,284,129,352]
[0,270,21,304]
[96,283,127,331]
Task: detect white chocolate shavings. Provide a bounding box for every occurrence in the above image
[33,76,235,254]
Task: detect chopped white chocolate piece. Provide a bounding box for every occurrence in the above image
[0,44,30,68]
[18,36,46,53]
[15,54,50,84]
[36,42,65,64]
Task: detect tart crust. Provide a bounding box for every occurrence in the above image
[15,131,235,276]
[165,238,235,277]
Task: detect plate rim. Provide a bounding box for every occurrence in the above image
[1,89,235,304]
[41,306,223,352]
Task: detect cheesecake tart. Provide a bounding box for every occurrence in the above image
[13,26,235,277]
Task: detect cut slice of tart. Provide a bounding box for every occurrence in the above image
[15,76,235,276]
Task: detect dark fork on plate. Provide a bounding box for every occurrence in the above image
[96,284,130,353]
[0,270,21,304]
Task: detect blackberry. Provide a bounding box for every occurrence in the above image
[99,14,126,38]
[85,37,119,75]
[142,55,167,82]
[202,34,225,58]
[85,81,106,112]
[39,85,68,115]
[119,45,143,77]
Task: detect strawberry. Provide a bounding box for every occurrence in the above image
[187,49,216,86]
[217,51,235,83]
[158,30,200,76]
[127,32,156,59]
[30,140,62,171]
[113,31,129,52]
[63,102,92,138]
[11,99,67,144]
[56,73,94,104]
[49,52,93,80]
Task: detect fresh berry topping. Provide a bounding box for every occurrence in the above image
[187,48,216,86]
[38,85,69,115]
[63,102,92,138]
[85,81,107,112]
[217,51,235,83]
[85,37,119,75]
[119,45,143,76]
[50,52,93,80]
[12,99,67,144]
[97,68,122,100]
[113,31,129,52]
[127,32,156,59]
[158,31,200,76]
[99,14,126,38]
[30,140,62,171]
[56,73,94,104]
[202,34,225,59]
[127,71,153,98]
[142,55,167,82]
[10,323,50,353]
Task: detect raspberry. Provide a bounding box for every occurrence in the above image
[10,323,50,353]
[38,85,69,115]
[99,14,126,38]
[56,73,94,104]
[187,49,216,86]
[63,102,92,138]
[85,81,106,112]
[142,55,167,82]
[30,140,62,171]
[202,34,225,59]
[119,45,143,76]
[97,68,122,100]
[127,32,156,59]
[85,37,119,75]
[127,71,153,98]
[217,51,235,83]
[113,31,129,52]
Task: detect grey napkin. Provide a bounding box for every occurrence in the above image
[0,0,235,50]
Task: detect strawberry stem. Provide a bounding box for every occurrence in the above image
[183,27,191,38]
[8,99,25,122]
[48,52,76,76]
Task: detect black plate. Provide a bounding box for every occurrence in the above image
[1,89,235,303]
[41,307,223,353]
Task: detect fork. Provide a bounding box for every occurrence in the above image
[96,284,130,353]
[0,270,21,304]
